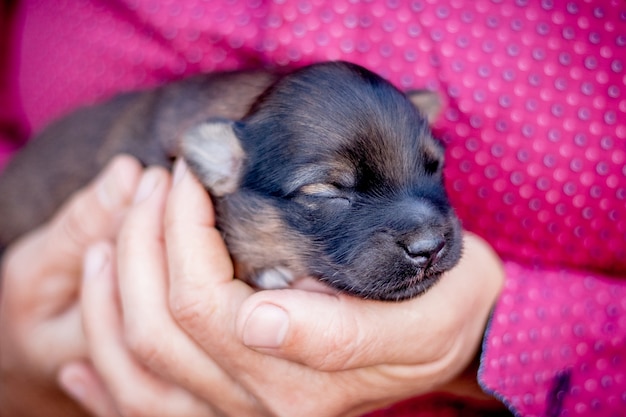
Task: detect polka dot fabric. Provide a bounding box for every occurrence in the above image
[2,1,625,416]
[480,264,626,417]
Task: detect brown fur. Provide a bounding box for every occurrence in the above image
[0,70,278,246]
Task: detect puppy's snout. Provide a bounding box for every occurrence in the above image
[400,235,445,268]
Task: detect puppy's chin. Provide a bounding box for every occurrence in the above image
[322,271,443,301]
[371,273,443,301]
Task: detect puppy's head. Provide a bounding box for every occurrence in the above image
[183,61,462,301]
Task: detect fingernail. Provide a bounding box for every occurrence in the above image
[97,172,117,210]
[242,304,289,349]
[172,158,188,185]
[58,368,86,401]
[96,158,126,209]
[133,169,160,203]
[84,244,109,280]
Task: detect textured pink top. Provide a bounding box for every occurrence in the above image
[1,1,625,416]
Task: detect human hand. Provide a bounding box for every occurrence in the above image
[0,155,142,417]
[66,166,228,417]
[75,159,504,417]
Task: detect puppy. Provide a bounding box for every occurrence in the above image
[0,61,462,301]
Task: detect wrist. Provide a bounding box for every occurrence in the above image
[437,355,504,409]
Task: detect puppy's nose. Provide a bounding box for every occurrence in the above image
[401,236,445,268]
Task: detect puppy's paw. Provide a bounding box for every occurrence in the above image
[181,120,246,196]
[252,266,295,290]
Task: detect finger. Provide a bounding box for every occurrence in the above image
[0,156,142,373]
[1,155,142,317]
[45,154,143,274]
[162,162,348,416]
[164,160,252,347]
[163,161,277,400]
[116,164,261,416]
[81,241,218,417]
[236,233,504,371]
[58,360,122,417]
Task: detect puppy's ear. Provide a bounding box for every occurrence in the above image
[406,90,442,124]
[181,120,246,197]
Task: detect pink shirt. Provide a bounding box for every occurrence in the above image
[1,1,625,416]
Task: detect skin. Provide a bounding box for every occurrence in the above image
[0,156,211,417]
[0,156,505,417]
[0,156,141,416]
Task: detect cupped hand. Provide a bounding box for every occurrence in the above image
[77,159,504,417]
[71,166,239,417]
[0,155,142,416]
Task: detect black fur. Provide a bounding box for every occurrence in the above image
[221,62,462,300]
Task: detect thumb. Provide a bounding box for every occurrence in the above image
[236,289,435,372]
[236,234,502,372]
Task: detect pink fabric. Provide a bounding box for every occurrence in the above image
[0,1,28,168]
[1,1,625,416]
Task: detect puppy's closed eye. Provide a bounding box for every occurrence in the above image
[300,183,351,199]
[295,183,353,208]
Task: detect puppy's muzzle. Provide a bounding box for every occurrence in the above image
[399,234,446,269]
[386,196,458,277]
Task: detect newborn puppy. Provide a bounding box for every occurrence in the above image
[0,61,462,301]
